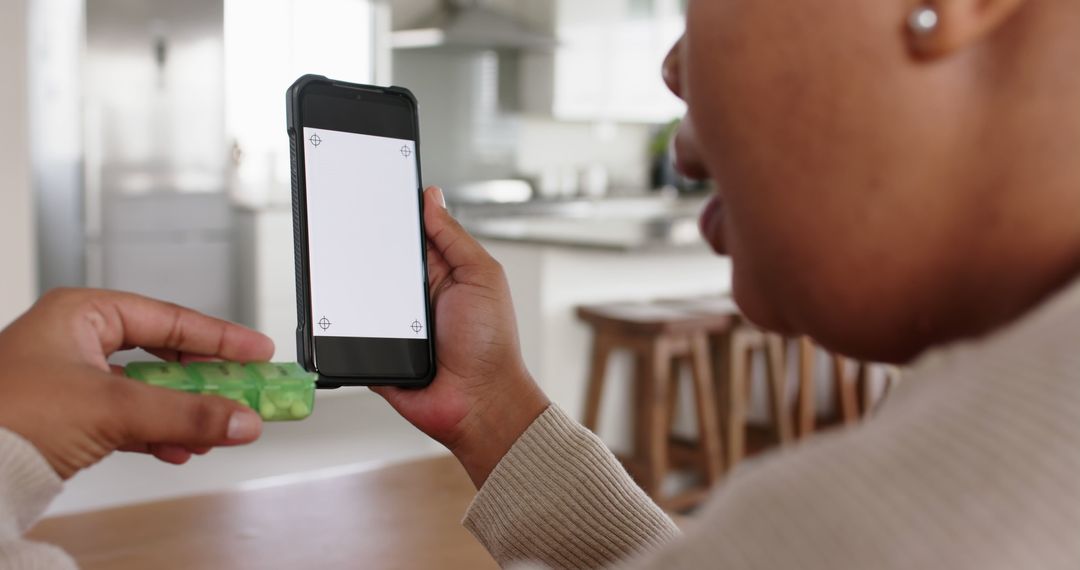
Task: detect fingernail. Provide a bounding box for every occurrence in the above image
[227,409,261,441]
[430,187,446,209]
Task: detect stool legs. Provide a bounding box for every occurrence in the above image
[794,337,895,434]
[797,337,817,437]
[831,354,861,426]
[637,339,672,498]
[582,328,728,507]
[582,332,613,432]
[857,363,872,415]
[765,334,794,445]
[715,330,750,468]
[689,332,724,484]
[666,359,681,432]
[715,329,795,472]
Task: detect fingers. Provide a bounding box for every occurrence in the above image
[369,386,407,413]
[426,185,447,209]
[425,242,452,296]
[422,187,495,272]
[147,444,210,464]
[369,385,394,402]
[112,354,225,463]
[112,379,263,449]
[149,444,193,465]
[121,443,214,465]
[145,349,221,364]
[73,290,274,360]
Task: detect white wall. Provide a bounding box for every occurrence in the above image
[0,0,39,326]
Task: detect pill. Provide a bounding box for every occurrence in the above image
[289,401,311,419]
[259,401,278,420]
[274,391,298,406]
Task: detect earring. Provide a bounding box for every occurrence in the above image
[907,5,940,36]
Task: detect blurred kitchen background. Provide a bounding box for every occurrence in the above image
[1,0,863,516]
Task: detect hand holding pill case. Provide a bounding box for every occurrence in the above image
[124,362,316,421]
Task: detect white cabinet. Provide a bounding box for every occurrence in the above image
[524,0,686,123]
[102,193,235,321]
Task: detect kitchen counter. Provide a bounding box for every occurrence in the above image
[456,194,710,251]
[234,194,712,251]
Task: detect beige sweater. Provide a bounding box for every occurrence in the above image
[4,280,1080,569]
[0,433,73,569]
[463,278,1080,569]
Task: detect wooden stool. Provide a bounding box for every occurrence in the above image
[655,297,794,469]
[794,338,899,436]
[578,301,735,509]
[715,327,794,467]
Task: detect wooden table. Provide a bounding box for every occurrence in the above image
[28,455,498,570]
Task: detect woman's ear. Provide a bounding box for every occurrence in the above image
[908,0,1028,58]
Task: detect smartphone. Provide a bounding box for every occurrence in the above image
[287,74,435,387]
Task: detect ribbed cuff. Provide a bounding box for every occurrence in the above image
[0,428,63,535]
[464,405,679,569]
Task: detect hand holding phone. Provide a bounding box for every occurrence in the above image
[288,75,436,387]
[370,187,550,488]
[289,76,548,487]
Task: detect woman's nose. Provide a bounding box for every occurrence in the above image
[662,35,685,100]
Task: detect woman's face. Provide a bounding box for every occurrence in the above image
[664,0,991,361]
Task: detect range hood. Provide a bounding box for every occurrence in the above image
[393,0,556,51]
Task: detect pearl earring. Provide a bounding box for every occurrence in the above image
[908,5,940,36]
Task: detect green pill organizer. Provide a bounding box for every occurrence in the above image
[124,361,316,421]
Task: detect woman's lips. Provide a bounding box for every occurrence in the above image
[699,194,727,255]
[671,119,725,253]
[671,122,710,180]
[674,153,709,181]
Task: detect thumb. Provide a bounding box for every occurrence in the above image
[423,186,495,270]
[113,380,263,447]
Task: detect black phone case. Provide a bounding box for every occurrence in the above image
[287,74,435,389]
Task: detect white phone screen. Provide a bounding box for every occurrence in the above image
[302,126,427,340]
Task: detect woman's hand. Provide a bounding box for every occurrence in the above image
[372,187,549,488]
[0,289,272,479]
